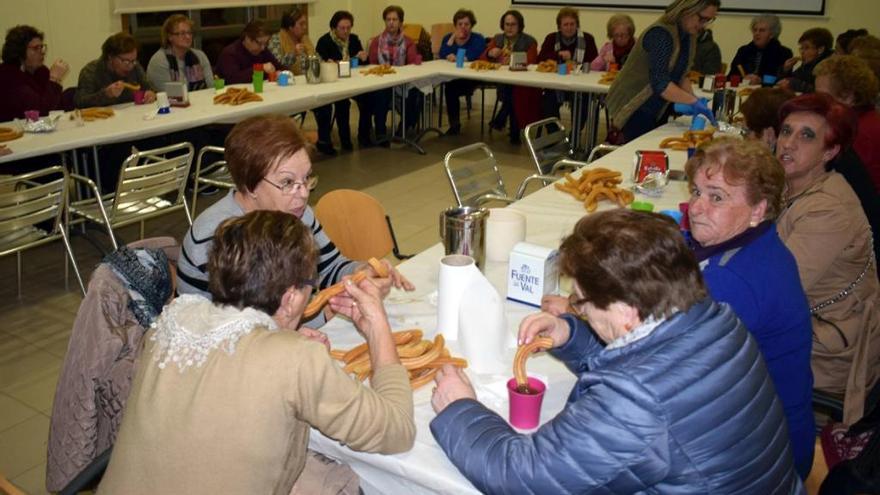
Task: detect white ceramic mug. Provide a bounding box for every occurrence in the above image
[486,208,526,263]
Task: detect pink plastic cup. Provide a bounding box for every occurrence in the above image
[24,110,40,121]
[133,90,146,105]
[507,377,546,429]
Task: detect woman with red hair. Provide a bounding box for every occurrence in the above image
[775,93,880,426]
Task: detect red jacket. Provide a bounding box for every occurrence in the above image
[0,62,63,122]
[854,108,880,191]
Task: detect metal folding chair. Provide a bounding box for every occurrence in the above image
[69,142,195,250]
[0,166,84,296]
[190,146,233,216]
[442,142,519,207]
[523,117,589,176]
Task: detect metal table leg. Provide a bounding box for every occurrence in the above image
[389,83,427,155]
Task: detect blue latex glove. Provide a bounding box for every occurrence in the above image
[692,98,717,126]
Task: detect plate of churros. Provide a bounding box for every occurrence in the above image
[554,167,635,212]
[213,87,263,105]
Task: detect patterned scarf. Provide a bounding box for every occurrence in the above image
[377,30,407,66]
[164,48,207,91]
[554,30,588,63]
[330,30,350,61]
[104,246,172,329]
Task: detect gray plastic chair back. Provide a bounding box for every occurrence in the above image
[442,142,514,208]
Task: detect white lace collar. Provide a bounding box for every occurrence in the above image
[149,294,278,372]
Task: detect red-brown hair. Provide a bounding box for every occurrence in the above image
[224,114,310,193]
[778,92,857,150]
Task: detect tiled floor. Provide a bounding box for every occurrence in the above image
[0,100,539,493]
[0,101,829,494]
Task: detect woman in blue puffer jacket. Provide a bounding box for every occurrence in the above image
[430,209,805,494]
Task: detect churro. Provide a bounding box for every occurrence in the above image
[513,337,554,392]
[554,167,634,212]
[302,257,388,317]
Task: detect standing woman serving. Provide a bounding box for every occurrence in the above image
[606,0,719,142]
[146,14,213,91]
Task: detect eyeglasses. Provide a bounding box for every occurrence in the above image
[567,292,588,320]
[697,14,716,26]
[262,175,318,195]
[172,30,194,36]
[114,55,137,67]
[27,43,47,53]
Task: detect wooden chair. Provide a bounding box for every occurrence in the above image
[430,23,454,59]
[0,473,26,495]
[314,189,411,261]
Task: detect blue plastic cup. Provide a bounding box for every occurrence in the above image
[455,48,466,68]
[278,72,289,86]
[557,63,568,75]
[762,74,777,86]
[351,57,359,68]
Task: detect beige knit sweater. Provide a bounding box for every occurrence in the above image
[98,295,415,494]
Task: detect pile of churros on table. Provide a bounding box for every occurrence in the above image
[213,87,263,105]
[554,167,635,212]
[469,61,500,71]
[70,107,115,121]
[330,330,467,389]
[360,64,396,76]
[0,126,23,143]
[659,129,715,151]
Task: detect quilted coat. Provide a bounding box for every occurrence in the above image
[431,299,806,494]
[46,238,178,491]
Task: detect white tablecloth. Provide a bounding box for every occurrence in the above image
[0,60,610,164]
[308,120,712,494]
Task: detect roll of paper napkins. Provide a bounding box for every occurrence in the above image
[437,254,480,341]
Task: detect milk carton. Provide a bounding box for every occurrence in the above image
[507,242,559,307]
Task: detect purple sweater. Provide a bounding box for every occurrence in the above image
[215,40,283,84]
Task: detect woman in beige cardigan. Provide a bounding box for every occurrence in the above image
[98,210,415,494]
[775,93,880,425]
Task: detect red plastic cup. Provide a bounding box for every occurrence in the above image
[729,75,741,87]
[133,90,145,105]
[24,110,40,121]
[507,377,546,429]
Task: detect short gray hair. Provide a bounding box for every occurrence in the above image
[750,14,781,39]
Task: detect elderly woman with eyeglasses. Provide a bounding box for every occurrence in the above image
[216,20,283,84]
[76,32,156,108]
[178,115,414,328]
[0,25,68,121]
[430,209,805,493]
[606,0,719,142]
[728,14,793,85]
[146,14,213,91]
[100,209,416,493]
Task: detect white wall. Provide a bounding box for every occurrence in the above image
[0,0,120,84]
[2,0,877,87]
